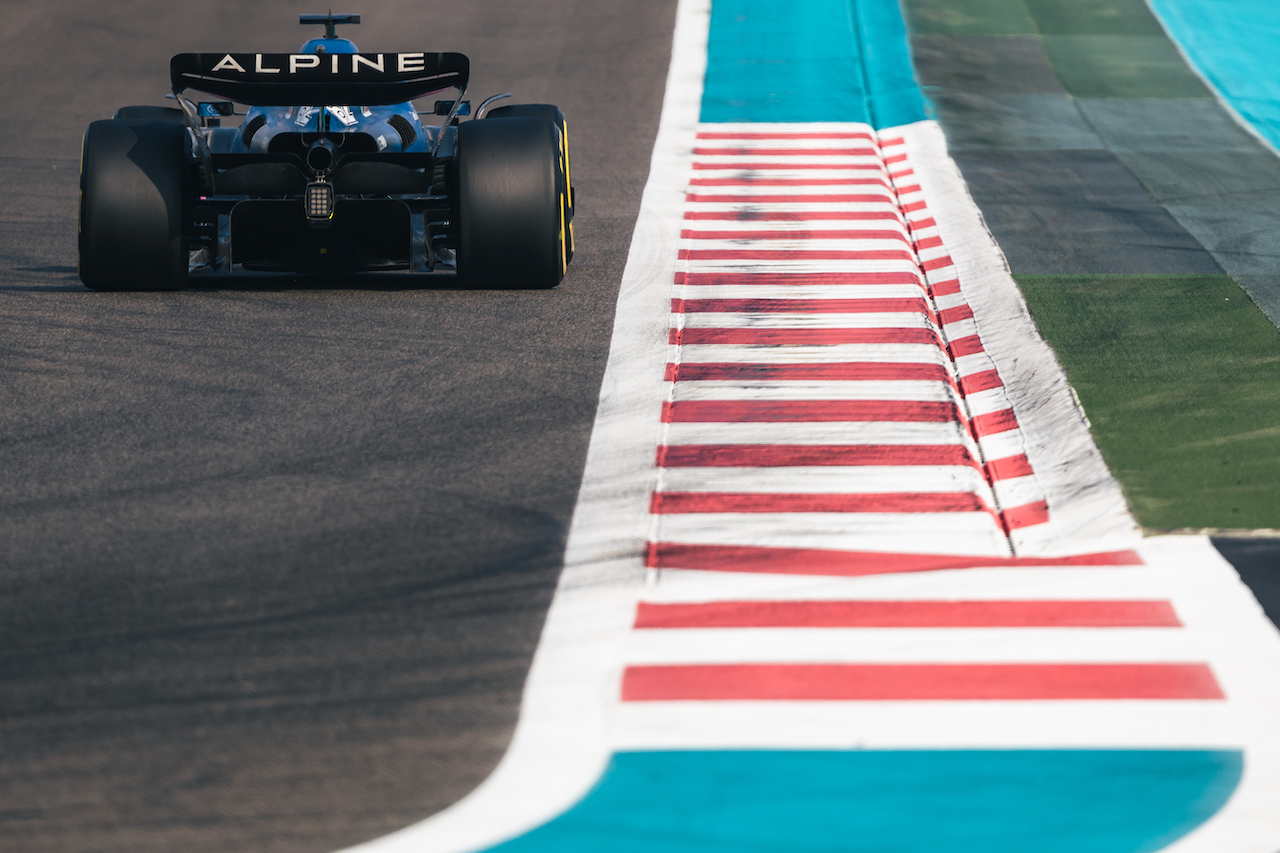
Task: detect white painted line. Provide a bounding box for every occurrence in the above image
[993,475,1049,507]
[608,701,1243,750]
[622,627,1203,665]
[641,564,1184,602]
[652,516,1011,552]
[659,421,973,445]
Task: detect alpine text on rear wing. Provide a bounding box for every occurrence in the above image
[170,52,470,106]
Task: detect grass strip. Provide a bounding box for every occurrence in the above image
[1015,274,1280,529]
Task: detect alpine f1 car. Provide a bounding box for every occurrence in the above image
[79,13,574,291]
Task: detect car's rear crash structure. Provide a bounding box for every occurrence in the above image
[78,13,575,291]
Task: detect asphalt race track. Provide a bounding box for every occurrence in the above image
[0,2,676,851]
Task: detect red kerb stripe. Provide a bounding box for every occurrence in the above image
[675,272,922,286]
[986,454,1034,480]
[656,444,978,468]
[669,328,940,346]
[620,663,1223,701]
[661,400,959,423]
[879,137,905,147]
[692,162,884,171]
[689,178,890,187]
[972,408,1019,437]
[633,599,1182,629]
[644,542,1145,575]
[939,304,975,325]
[678,249,914,261]
[693,147,879,157]
[948,335,985,357]
[922,256,955,271]
[686,194,892,204]
[959,369,1003,394]
[696,131,876,141]
[650,492,989,514]
[664,362,953,383]
[1003,500,1051,529]
[914,235,944,250]
[929,278,961,296]
[681,229,909,242]
[671,298,930,314]
[684,211,903,222]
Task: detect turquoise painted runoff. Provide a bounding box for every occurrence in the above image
[1149,0,1280,151]
[483,749,1242,852]
[700,0,928,127]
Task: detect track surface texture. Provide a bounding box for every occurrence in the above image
[902,0,1280,594]
[0,2,676,851]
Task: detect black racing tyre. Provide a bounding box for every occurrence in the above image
[487,104,574,263]
[112,105,187,123]
[457,116,566,289]
[79,119,190,292]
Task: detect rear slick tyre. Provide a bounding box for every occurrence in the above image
[456,116,565,290]
[486,104,574,264]
[79,119,190,292]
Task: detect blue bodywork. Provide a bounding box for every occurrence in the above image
[227,34,430,155]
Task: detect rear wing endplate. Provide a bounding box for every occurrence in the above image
[170,52,469,105]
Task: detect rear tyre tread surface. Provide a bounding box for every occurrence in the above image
[487,104,575,264]
[457,115,566,290]
[79,119,190,292]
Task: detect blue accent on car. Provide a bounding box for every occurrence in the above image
[700,0,928,127]
[300,36,359,54]
[1148,0,1280,152]
[481,749,1242,852]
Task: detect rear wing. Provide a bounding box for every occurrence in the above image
[170,52,469,106]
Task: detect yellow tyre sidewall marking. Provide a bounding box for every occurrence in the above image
[561,121,575,255]
[559,192,567,275]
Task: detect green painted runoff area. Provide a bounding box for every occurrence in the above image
[903,0,1280,528]
[905,0,1207,97]
[1017,275,1280,530]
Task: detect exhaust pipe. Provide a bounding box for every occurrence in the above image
[306,138,340,174]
